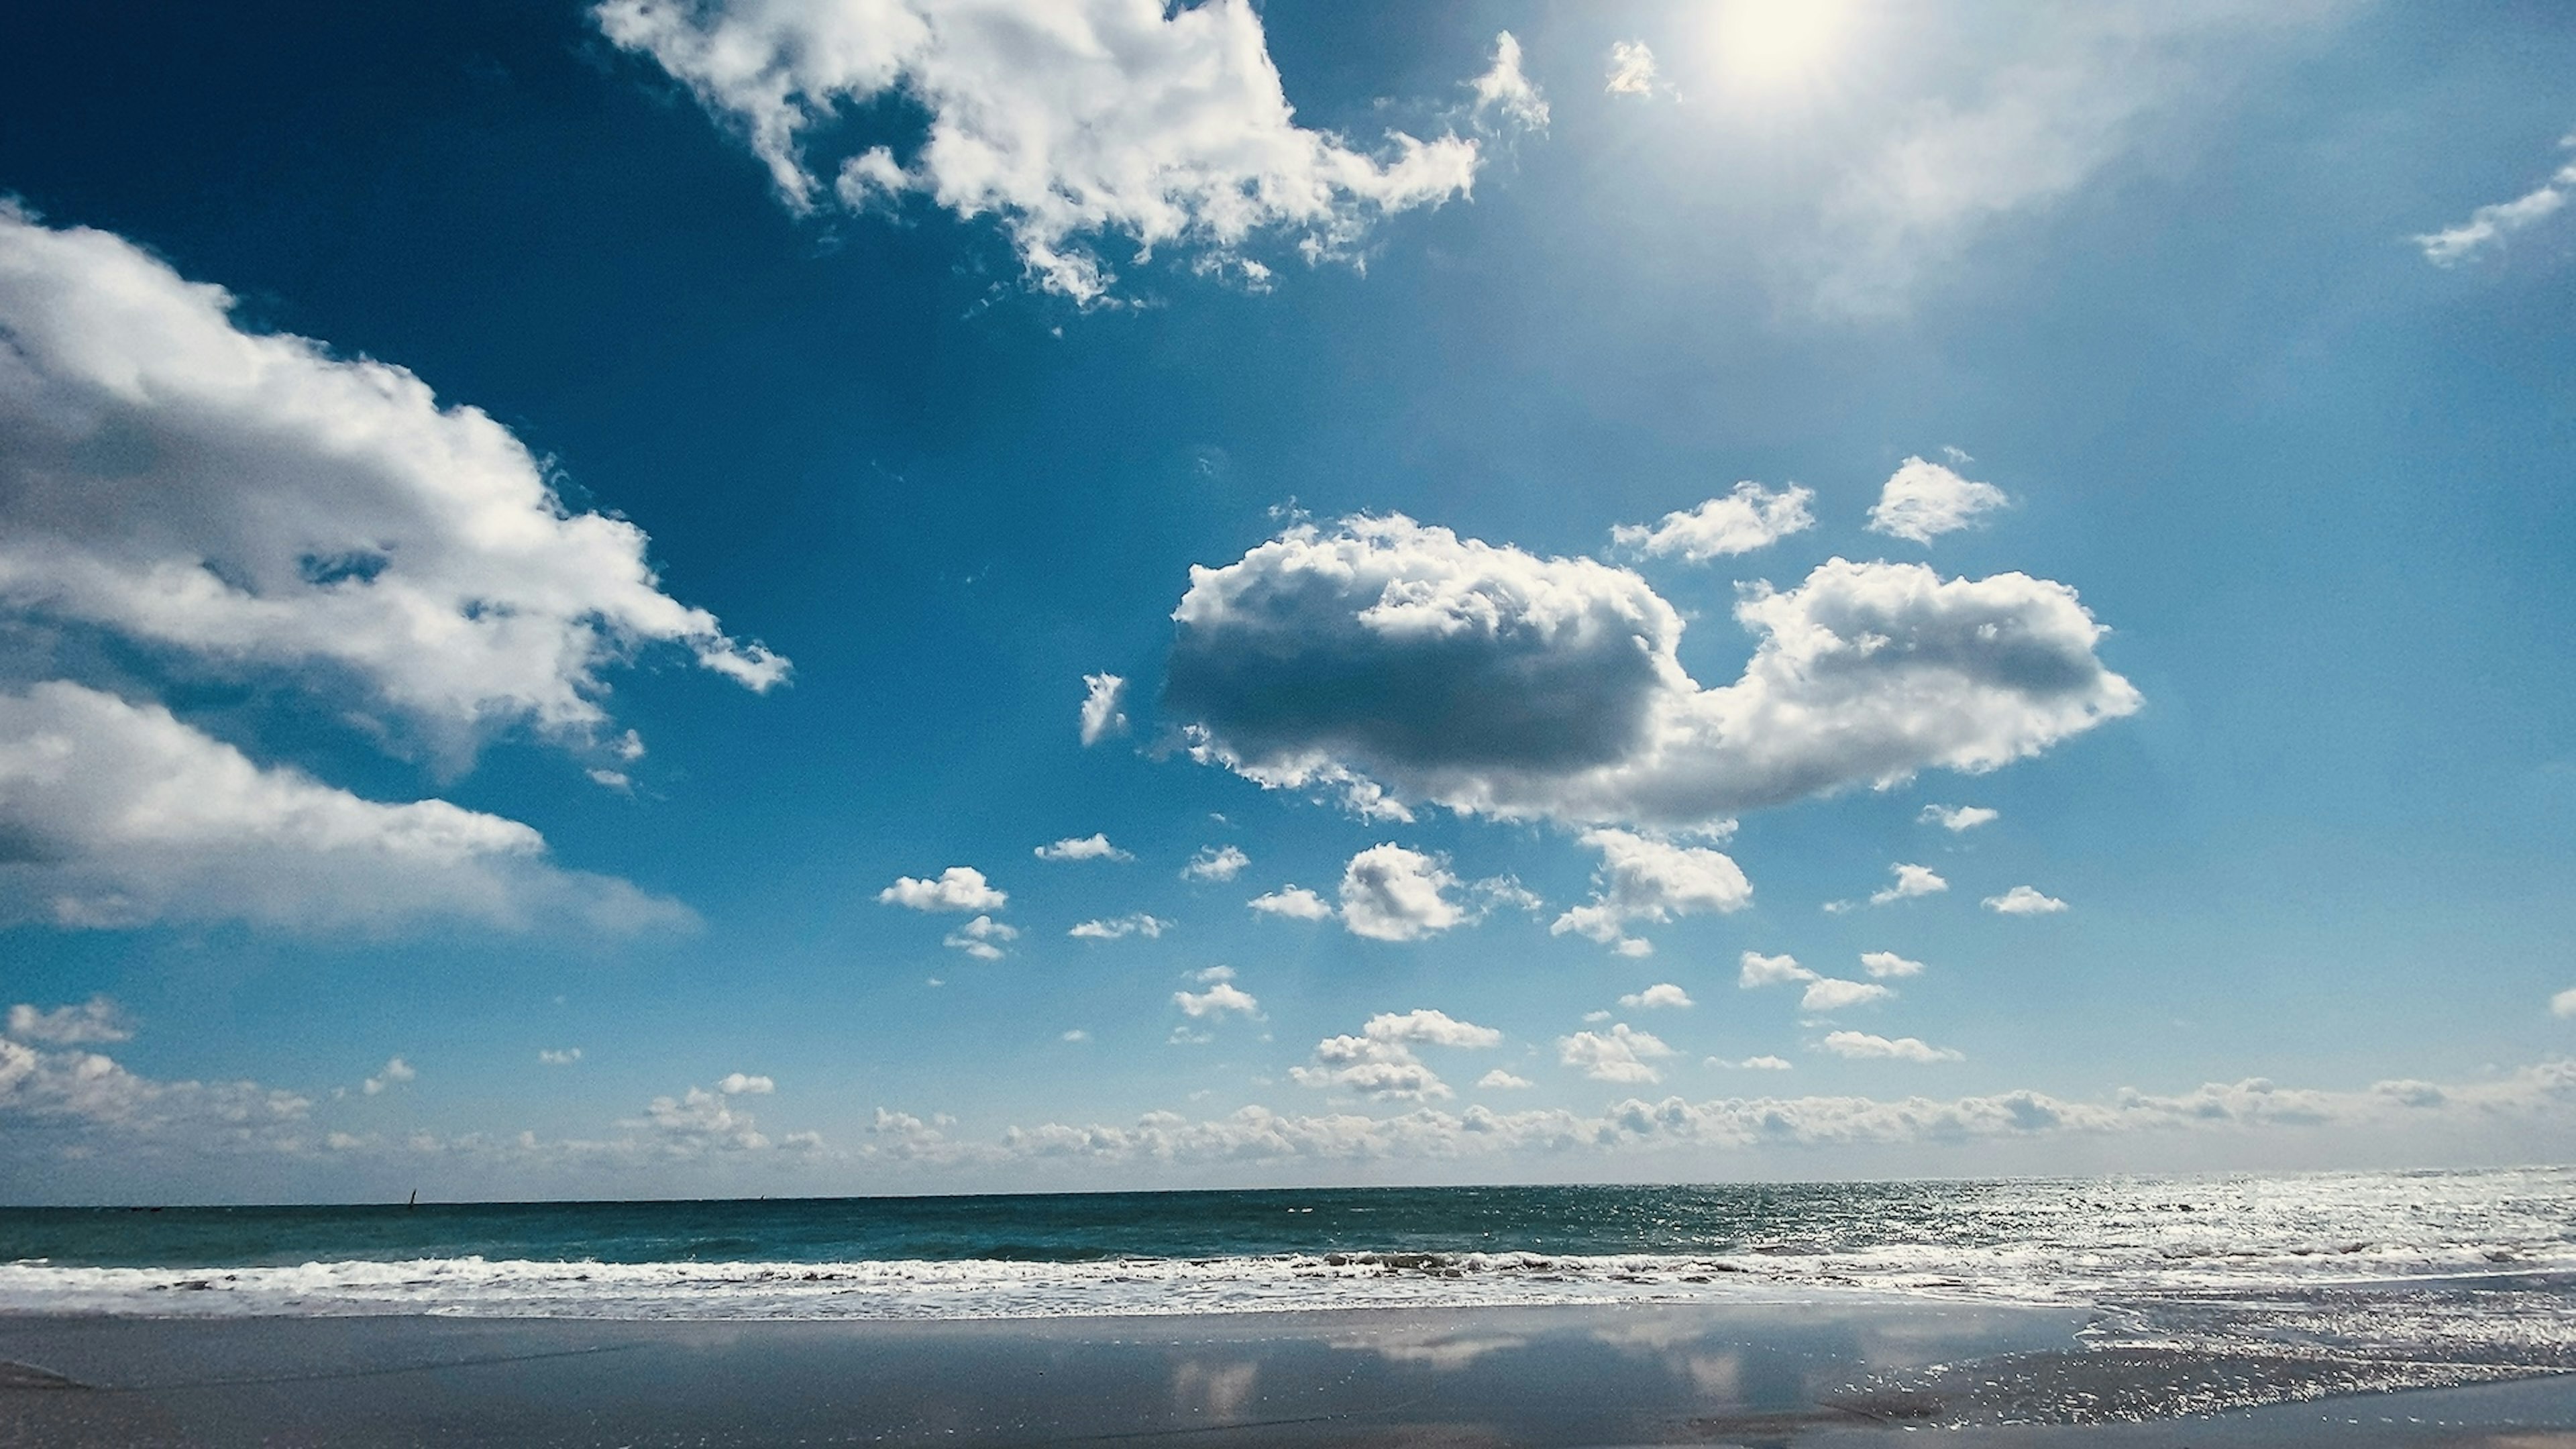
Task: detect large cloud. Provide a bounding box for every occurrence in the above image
[0,208,784,761]
[1165,516,2139,829]
[0,682,692,932]
[594,0,1506,301]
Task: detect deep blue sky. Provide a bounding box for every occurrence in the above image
[2,0,2572,1201]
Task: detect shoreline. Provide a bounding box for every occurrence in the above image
[3,1301,2571,1446]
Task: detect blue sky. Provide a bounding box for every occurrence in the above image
[3,0,2573,1202]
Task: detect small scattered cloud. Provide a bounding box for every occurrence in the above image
[2417,134,2576,266]
[1079,674,1130,747]
[1605,40,1658,97]
[1183,845,1250,882]
[1290,1010,1502,1102]
[1062,1029,1091,1043]
[1712,1055,1794,1071]
[539,1048,583,1066]
[1611,483,1814,563]
[1248,886,1334,922]
[1984,885,2069,916]
[361,1057,416,1096]
[6,996,132,1045]
[1338,844,1466,942]
[880,867,1008,912]
[1552,829,1752,956]
[1036,833,1132,863]
[1174,982,1261,1020]
[1468,31,1548,131]
[1819,1030,1963,1063]
[2551,988,2576,1019]
[1619,983,1695,1011]
[1069,913,1167,941]
[943,914,1020,959]
[1870,863,1949,906]
[715,1072,775,1095]
[1920,804,1999,832]
[1800,978,1892,1014]
[1739,951,1817,989]
[1558,1024,1674,1083]
[1866,458,2010,545]
[1477,1069,1534,1090]
[1860,951,1926,979]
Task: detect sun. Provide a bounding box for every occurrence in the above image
[1711,0,1856,91]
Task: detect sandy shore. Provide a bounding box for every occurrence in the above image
[1,1301,2570,1447]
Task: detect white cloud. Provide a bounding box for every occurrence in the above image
[1920,804,2000,833]
[1611,483,1814,562]
[1860,951,1925,979]
[1984,885,2069,915]
[1619,983,1694,1011]
[1804,3,2349,315]
[0,208,782,760]
[1193,965,1234,983]
[361,1057,416,1096]
[879,866,1007,912]
[594,0,1488,302]
[631,1081,779,1154]
[1468,31,1548,131]
[1183,845,1249,882]
[1173,982,1260,1019]
[0,1038,311,1157]
[1819,1030,1963,1063]
[1552,828,1752,955]
[1867,458,2010,544]
[2554,989,2576,1020]
[1477,1069,1534,1089]
[1713,1055,1793,1071]
[1079,674,1130,746]
[1800,978,1892,1014]
[1061,1029,1091,1042]
[1036,833,1131,862]
[1338,843,1466,942]
[1605,41,1658,97]
[1068,912,1167,941]
[1248,886,1334,922]
[1870,863,1949,906]
[715,1072,775,1095]
[1167,517,2137,831]
[1290,1013,1495,1102]
[943,914,1019,959]
[6,996,131,1045]
[539,1049,583,1066]
[1558,1024,1674,1083]
[2417,136,2576,266]
[0,683,691,934]
[1363,1009,1503,1050]
[1739,951,1817,989]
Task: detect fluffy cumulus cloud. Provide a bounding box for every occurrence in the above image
[1920,803,1999,831]
[1739,951,1816,989]
[1870,863,1949,906]
[1079,674,1130,746]
[1860,951,1925,979]
[1800,978,1892,1014]
[0,1036,312,1159]
[2555,989,2576,1020]
[1619,983,1693,1011]
[1337,843,1465,942]
[1165,517,2137,830]
[1867,458,2010,545]
[1173,981,1260,1019]
[879,866,1007,912]
[1248,885,1333,922]
[1552,828,1752,955]
[1035,833,1130,862]
[1477,1069,1533,1090]
[1291,1009,1502,1102]
[1559,1023,1674,1084]
[2417,134,2576,266]
[0,209,782,757]
[360,1057,415,1095]
[943,914,1019,958]
[1605,41,1658,97]
[1182,845,1248,882]
[0,683,693,933]
[1468,32,1548,131]
[1820,1030,1964,1063]
[1984,884,2069,915]
[594,0,1505,301]
[7,996,132,1044]
[1612,483,1814,564]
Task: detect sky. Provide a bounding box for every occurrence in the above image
[2,0,2573,1204]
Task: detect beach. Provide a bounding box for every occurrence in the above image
[4,1301,2573,1448]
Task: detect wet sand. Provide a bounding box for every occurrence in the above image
[0,1302,2569,1447]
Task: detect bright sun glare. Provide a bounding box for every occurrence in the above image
[1712,0,1855,90]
